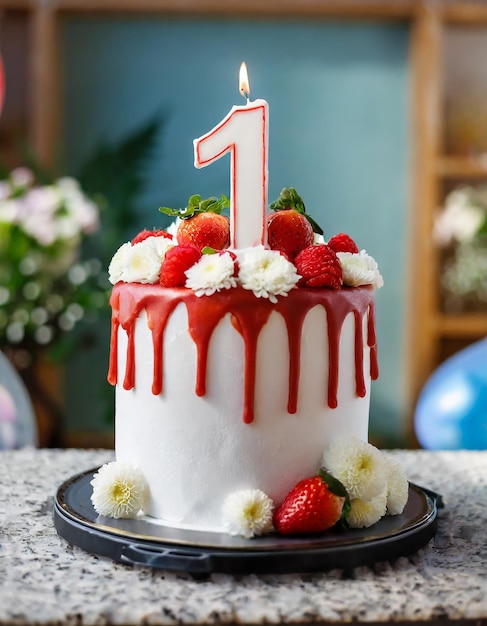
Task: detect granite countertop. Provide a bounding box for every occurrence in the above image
[0,448,486,625]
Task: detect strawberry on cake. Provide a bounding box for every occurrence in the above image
[92,184,408,538]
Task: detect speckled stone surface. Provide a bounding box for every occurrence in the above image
[0,448,486,625]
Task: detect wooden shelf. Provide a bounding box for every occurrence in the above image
[437,155,487,180]
[35,0,417,19]
[442,3,487,25]
[432,313,487,337]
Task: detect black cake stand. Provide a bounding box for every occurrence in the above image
[54,468,441,576]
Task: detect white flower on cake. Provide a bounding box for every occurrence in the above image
[90,461,149,519]
[185,251,237,296]
[108,237,173,285]
[166,217,182,243]
[337,250,384,289]
[108,241,132,284]
[237,246,300,303]
[383,455,409,515]
[347,489,388,529]
[222,489,274,538]
[322,437,387,501]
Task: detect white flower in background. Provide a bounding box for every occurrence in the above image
[322,436,387,501]
[347,489,388,529]
[56,177,99,235]
[10,167,34,189]
[222,489,274,538]
[383,455,409,515]
[19,186,60,246]
[90,461,149,519]
[0,198,21,223]
[434,187,486,246]
[108,241,133,284]
[337,250,384,289]
[185,251,237,296]
[238,246,300,303]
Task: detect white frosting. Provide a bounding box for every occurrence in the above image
[115,302,371,533]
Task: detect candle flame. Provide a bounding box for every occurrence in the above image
[239,62,250,100]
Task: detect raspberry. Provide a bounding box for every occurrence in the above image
[294,244,343,289]
[327,233,359,254]
[132,229,173,245]
[159,245,201,287]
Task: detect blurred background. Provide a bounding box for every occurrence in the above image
[0,1,486,450]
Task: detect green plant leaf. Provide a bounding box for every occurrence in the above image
[78,115,164,265]
[160,194,229,220]
[318,467,352,525]
[269,187,324,235]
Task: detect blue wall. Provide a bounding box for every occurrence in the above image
[62,18,411,445]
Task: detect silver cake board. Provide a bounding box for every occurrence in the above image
[54,468,440,576]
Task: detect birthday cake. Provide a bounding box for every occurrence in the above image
[91,70,408,537]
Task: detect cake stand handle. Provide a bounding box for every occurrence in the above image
[121,543,212,574]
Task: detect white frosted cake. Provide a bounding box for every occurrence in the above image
[109,281,377,532]
[91,178,412,540]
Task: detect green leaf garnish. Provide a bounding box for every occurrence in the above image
[269,187,324,236]
[201,246,217,255]
[318,467,352,526]
[159,194,229,220]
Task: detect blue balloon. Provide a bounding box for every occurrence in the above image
[415,338,487,449]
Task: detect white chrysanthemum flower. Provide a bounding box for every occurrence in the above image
[347,489,387,529]
[323,436,387,501]
[108,237,173,285]
[185,251,237,296]
[90,461,149,519]
[383,455,409,515]
[166,217,182,243]
[237,246,299,303]
[337,250,384,289]
[222,489,274,538]
[108,241,132,284]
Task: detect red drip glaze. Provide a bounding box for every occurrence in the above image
[108,283,378,423]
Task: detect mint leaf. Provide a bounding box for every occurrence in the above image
[159,194,229,220]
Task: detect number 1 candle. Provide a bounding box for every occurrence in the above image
[193,62,269,249]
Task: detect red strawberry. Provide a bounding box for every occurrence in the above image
[294,244,342,289]
[177,213,230,252]
[327,233,359,254]
[274,469,348,535]
[159,245,201,287]
[267,209,314,260]
[132,229,172,245]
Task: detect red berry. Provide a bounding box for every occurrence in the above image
[132,229,173,245]
[294,244,342,289]
[327,233,359,254]
[159,245,201,287]
[267,209,314,261]
[273,472,345,535]
[177,213,230,252]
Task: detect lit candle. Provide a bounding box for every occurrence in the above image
[193,62,269,249]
